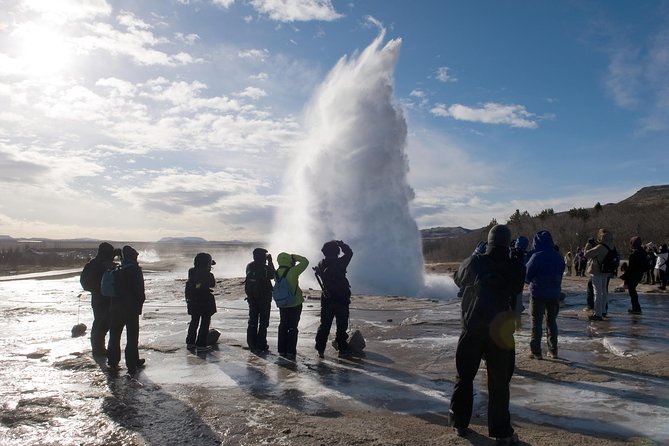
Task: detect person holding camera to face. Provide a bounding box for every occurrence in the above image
[314,240,353,358]
[275,251,309,359]
[244,248,276,352]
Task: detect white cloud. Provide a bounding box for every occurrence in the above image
[430,102,538,128]
[73,11,200,66]
[236,86,267,99]
[20,0,112,23]
[211,0,235,8]
[238,48,270,61]
[175,32,200,45]
[409,89,428,107]
[435,66,457,82]
[249,0,343,22]
[250,72,269,80]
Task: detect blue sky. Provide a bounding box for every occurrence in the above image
[0,0,668,242]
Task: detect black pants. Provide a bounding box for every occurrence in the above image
[277,305,302,356]
[628,279,642,311]
[450,324,515,439]
[586,278,594,309]
[186,313,211,347]
[247,297,271,350]
[315,298,349,353]
[91,294,111,356]
[530,298,559,355]
[107,305,140,371]
[659,269,667,289]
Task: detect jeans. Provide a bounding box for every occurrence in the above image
[247,297,271,350]
[277,305,302,355]
[591,274,609,317]
[186,313,211,347]
[107,304,140,371]
[315,297,350,353]
[530,297,559,355]
[90,294,111,356]
[450,323,515,438]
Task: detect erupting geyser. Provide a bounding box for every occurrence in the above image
[271,29,427,296]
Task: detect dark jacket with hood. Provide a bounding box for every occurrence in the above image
[316,241,353,303]
[187,254,217,316]
[525,230,565,300]
[624,236,646,285]
[116,246,146,315]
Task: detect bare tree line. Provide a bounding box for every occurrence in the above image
[423,202,669,263]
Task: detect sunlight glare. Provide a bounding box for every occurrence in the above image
[16,22,72,76]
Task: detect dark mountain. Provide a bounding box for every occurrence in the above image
[158,237,208,243]
[421,226,473,239]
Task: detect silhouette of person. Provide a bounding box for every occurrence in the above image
[314,240,353,358]
[80,242,116,357]
[450,224,525,446]
[244,248,275,352]
[107,245,146,375]
[185,253,217,353]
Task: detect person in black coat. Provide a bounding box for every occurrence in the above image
[107,245,146,375]
[244,248,275,352]
[314,240,353,358]
[80,242,116,357]
[185,252,217,353]
[450,225,525,446]
[622,236,646,314]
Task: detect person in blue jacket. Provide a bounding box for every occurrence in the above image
[525,230,565,359]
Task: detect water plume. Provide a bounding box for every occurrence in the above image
[271,28,449,297]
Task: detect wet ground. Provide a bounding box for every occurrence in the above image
[0,266,668,445]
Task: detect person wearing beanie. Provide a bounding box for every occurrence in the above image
[450,224,525,446]
[314,240,353,358]
[525,230,565,360]
[655,244,668,290]
[244,248,275,352]
[623,237,646,314]
[585,228,616,321]
[185,253,218,353]
[79,242,117,357]
[274,251,309,360]
[107,245,146,375]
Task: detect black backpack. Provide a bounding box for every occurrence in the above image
[80,259,99,292]
[315,261,351,301]
[244,263,272,301]
[599,245,619,274]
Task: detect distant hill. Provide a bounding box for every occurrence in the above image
[158,237,208,243]
[423,184,669,262]
[421,226,473,239]
[0,235,15,241]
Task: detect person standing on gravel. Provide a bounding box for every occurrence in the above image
[622,236,646,314]
[585,229,616,321]
[185,252,218,353]
[244,248,275,352]
[450,224,525,446]
[525,230,565,359]
[275,252,309,360]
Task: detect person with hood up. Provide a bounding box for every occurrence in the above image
[185,252,217,353]
[275,251,309,359]
[79,242,116,357]
[450,225,525,446]
[525,230,565,359]
[585,229,615,321]
[107,245,146,375]
[314,240,353,358]
[244,248,275,352]
[622,237,646,314]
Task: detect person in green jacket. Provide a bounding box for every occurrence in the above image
[275,252,309,359]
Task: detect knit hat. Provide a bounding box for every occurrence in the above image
[321,240,340,258]
[487,224,512,248]
[630,236,642,250]
[194,252,215,268]
[252,248,268,263]
[122,245,139,261]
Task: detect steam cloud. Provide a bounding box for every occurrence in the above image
[271,29,452,297]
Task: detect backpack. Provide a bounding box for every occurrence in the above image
[80,259,98,292]
[244,263,271,301]
[599,245,619,274]
[272,268,298,308]
[315,261,351,301]
[100,265,121,298]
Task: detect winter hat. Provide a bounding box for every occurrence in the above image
[122,245,139,261]
[97,242,114,260]
[321,240,340,258]
[253,248,268,263]
[194,252,215,268]
[487,224,512,248]
[630,236,642,250]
